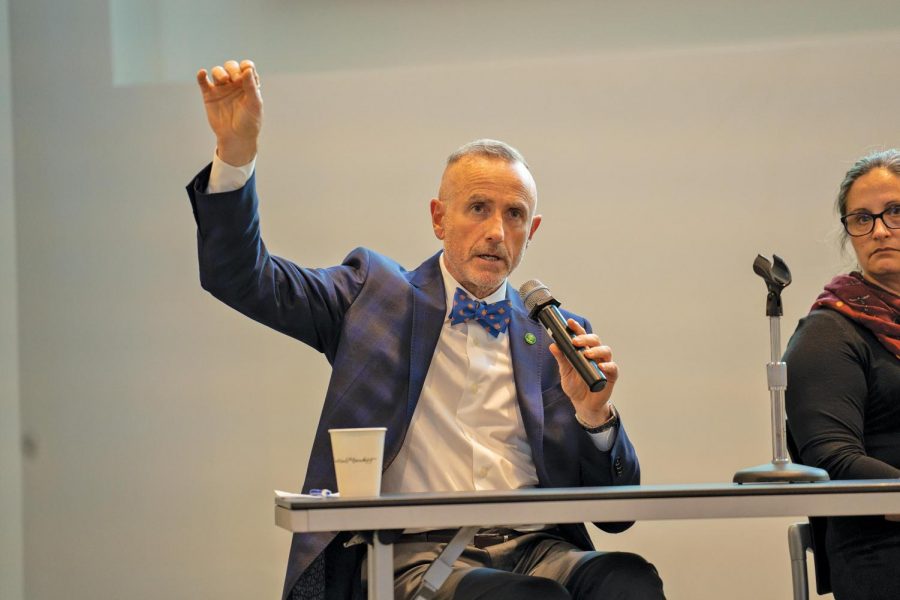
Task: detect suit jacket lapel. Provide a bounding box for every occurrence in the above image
[508,285,550,484]
[406,252,446,423]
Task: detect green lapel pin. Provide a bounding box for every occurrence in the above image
[524,332,537,345]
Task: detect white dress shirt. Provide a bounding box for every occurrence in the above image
[381,256,539,493]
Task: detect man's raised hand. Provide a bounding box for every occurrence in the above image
[196,59,262,167]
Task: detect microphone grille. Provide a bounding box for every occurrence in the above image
[519,279,553,313]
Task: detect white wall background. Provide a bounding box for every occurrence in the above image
[7,1,900,598]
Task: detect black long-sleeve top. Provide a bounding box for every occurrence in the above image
[785,309,900,479]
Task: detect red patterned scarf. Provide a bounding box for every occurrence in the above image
[813,272,900,359]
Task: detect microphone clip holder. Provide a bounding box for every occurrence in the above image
[753,254,791,317]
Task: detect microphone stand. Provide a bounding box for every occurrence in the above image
[733,255,829,484]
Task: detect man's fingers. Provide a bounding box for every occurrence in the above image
[594,361,618,384]
[224,60,242,80]
[240,61,260,91]
[572,333,601,348]
[239,59,258,85]
[550,341,618,385]
[241,60,260,90]
[583,344,613,363]
[196,69,211,91]
[200,60,258,94]
[567,319,586,336]
[558,318,617,384]
[240,65,260,95]
[565,318,607,352]
[210,65,231,85]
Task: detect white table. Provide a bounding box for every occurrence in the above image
[275,481,900,599]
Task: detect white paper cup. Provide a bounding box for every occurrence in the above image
[328,427,386,498]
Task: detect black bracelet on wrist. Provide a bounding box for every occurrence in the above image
[574,405,619,434]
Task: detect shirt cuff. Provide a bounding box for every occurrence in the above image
[587,424,616,452]
[206,151,256,194]
[578,404,618,452]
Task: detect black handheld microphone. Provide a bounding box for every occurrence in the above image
[519,279,607,393]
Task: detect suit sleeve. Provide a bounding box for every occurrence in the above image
[575,315,641,532]
[186,164,368,362]
[583,421,640,533]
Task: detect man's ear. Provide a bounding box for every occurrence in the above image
[528,214,542,241]
[430,198,446,240]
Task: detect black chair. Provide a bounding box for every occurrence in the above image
[786,424,832,597]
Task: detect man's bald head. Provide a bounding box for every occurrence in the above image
[439,139,535,205]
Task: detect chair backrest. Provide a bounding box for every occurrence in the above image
[786,423,833,595]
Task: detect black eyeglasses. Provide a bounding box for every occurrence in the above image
[840,205,900,237]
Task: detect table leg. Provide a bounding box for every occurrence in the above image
[367,532,395,600]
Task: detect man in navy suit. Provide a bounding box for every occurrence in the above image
[188,59,665,600]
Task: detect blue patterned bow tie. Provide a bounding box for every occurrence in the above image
[449,287,512,338]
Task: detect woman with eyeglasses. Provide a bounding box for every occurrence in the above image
[784,149,900,600]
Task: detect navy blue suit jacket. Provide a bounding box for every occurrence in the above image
[187,165,641,599]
